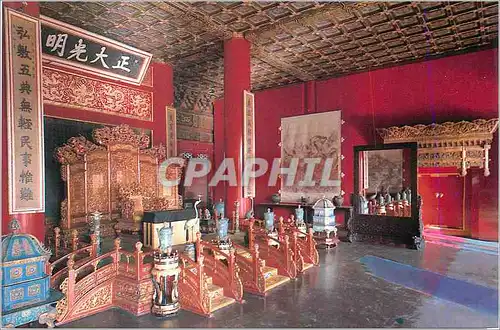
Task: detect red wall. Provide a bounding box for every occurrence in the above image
[2,3,174,238]
[214,48,498,239]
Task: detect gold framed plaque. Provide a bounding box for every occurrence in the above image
[5,8,45,213]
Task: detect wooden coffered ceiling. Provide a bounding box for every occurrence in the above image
[40,1,498,112]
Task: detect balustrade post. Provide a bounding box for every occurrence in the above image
[114,238,121,275]
[308,228,314,257]
[249,220,255,251]
[253,244,260,283]
[54,227,61,257]
[67,255,76,307]
[71,229,78,251]
[292,231,298,263]
[135,242,143,280]
[284,235,290,274]
[228,247,236,289]
[195,232,202,262]
[90,233,98,258]
[197,254,205,294]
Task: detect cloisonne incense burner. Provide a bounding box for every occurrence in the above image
[152,222,180,317]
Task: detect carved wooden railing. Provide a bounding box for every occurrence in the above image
[194,233,243,303]
[53,238,154,325]
[117,242,154,281]
[50,233,98,289]
[50,227,84,259]
[278,218,319,271]
[178,253,212,317]
[231,241,266,295]
[248,220,297,279]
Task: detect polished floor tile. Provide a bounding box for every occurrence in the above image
[62,241,498,328]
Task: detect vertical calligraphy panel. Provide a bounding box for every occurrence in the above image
[5,9,45,213]
[243,91,255,198]
[166,107,177,158]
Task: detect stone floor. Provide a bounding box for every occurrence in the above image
[62,241,498,328]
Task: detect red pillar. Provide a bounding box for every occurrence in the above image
[223,34,251,216]
[2,2,45,241]
[152,62,174,146]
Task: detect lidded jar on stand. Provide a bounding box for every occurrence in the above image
[264,208,275,232]
[152,223,180,317]
[214,199,225,219]
[294,205,307,236]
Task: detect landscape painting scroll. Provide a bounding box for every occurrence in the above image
[280,111,342,202]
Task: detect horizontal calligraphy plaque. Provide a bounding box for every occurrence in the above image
[5,8,45,213]
[40,15,152,85]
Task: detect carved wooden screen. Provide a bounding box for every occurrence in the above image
[109,143,139,214]
[86,149,110,214]
[139,153,158,197]
[159,165,181,209]
[68,160,87,226]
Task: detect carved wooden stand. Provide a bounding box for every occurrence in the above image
[151,251,181,317]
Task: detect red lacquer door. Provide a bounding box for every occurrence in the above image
[418,174,464,230]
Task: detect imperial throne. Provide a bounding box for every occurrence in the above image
[54,125,182,243]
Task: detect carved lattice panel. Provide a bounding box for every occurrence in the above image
[68,161,86,223]
[109,144,139,213]
[139,153,158,197]
[86,149,110,214]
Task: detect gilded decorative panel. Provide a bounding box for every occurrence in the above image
[86,149,110,214]
[42,66,153,121]
[68,161,86,220]
[109,144,139,212]
[139,153,158,194]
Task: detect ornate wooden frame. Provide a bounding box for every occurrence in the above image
[377,119,499,176]
[350,142,423,249]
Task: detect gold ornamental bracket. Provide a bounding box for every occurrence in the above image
[377,119,499,177]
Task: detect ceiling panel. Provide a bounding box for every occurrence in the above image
[40,1,498,105]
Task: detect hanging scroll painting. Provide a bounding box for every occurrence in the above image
[5,8,45,213]
[280,111,342,202]
[243,90,255,198]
